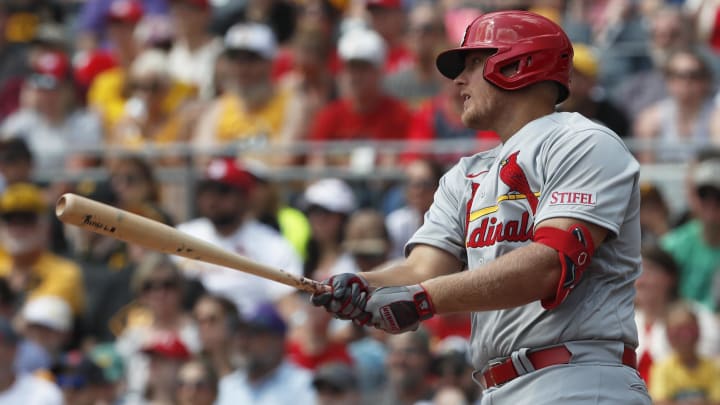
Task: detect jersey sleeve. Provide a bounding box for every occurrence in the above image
[406,164,468,264]
[534,129,639,236]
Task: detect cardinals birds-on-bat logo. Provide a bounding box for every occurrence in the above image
[499,151,538,214]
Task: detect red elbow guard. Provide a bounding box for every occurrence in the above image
[533,224,595,310]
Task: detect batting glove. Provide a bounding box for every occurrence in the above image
[310,273,370,321]
[364,284,435,334]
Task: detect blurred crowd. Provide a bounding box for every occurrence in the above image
[0,0,719,404]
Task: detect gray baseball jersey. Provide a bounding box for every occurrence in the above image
[407,111,642,369]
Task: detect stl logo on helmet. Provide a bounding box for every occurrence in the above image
[464,150,539,249]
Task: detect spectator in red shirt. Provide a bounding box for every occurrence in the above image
[308,28,411,168]
[364,0,414,74]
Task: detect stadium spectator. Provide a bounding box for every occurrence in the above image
[53,350,116,405]
[558,43,629,137]
[611,5,697,119]
[0,183,85,315]
[634,49,715,163]
[192,23,298,166]
[301,178,357,281]
[217,302,316,404]
[364,0,413,74]
[639,182,672,246]
[192,294,241,378]
[17,295,73,366]
[432,342,478,404]
[661,158,720,310]
[167,0,222,100]
[635,244,720,385]
[367,328,435,405]
[343,209,392,273]
[308,28,411,168]
[0,317,62,404]
[87,0,145,129]
[115,253,200,405]
[140,332,192,405]
[385,159,444,259]
[312,362,362,405]
[108,50,197,159]
[176,158,302,317]
[649,302,720,404]
[132,14,175,52]
[107,156,174,224]
[286,293,353,370]
[383,1,445,108]
[0,138,33,191]
[1,50,104,174]
[175,358,218,405]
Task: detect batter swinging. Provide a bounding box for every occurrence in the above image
[313,11,650,404]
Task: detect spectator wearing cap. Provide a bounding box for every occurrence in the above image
[364,0,413,74]
[192,23,300,167]
[217,302,316,405]
[308,28,412,168]
[168,0,223,100]
[52,350,115,405]
[175,358,218,405]
[383,1,445,109]
[139,332,192,404]
[0,183,85,315]
[661,156,720,311]
[301,178,358,281]
[176,158,303,318]
[0,316,63,404]
[0,50,104,174]
[17,295,74,367]
[108,49,197,160]
[0,138,33,192]
[312,362,361,405]
[115,253,200,405]
[557,43,629,137]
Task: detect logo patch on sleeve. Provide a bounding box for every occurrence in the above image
[549,191,597,206]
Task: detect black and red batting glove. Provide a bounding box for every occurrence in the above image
[310,273,370,321]
[364,284,435,334]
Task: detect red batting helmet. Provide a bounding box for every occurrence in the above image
[436,10,573,103]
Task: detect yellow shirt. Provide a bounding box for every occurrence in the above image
[0,250,85,315]
[649,353,720,402]
[215,90,290,142]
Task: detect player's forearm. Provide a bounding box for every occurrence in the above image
[361,245,463,288]
[422,243,560,313]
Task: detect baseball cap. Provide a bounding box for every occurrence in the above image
[365,0,402,9]
[303,178,357,215]
[0,183,47,215]
[572,43,599,79]
[54,351,108,388]
[73,50,118,88]
[106,0,144,24]
[693,158,720,189]
[338,28,386,68]
[0,138,33,164]
[312,362,358,393]
[224,23,277,60]
[21,295,73,333]
[29,51,70,89]
[242,302,286,335]
[142,332,191,360]
[202,158,256,192]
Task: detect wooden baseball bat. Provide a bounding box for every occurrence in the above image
[55,193,327,294]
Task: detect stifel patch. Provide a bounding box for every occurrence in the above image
[549,191,597,206]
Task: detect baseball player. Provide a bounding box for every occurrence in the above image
[312,11,651,405]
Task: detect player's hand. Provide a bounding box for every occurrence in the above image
[310,273,370,321]
[364,284,435,334]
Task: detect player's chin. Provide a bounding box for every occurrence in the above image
[461,110,486,130]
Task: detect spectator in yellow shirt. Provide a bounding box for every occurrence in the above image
[650,301,720,405]
[0,183,85,315]
[192,23,299,166]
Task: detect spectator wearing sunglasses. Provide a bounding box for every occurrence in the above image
[634,49,715,163]
[661,156,720,311]
[115,253,200,405]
